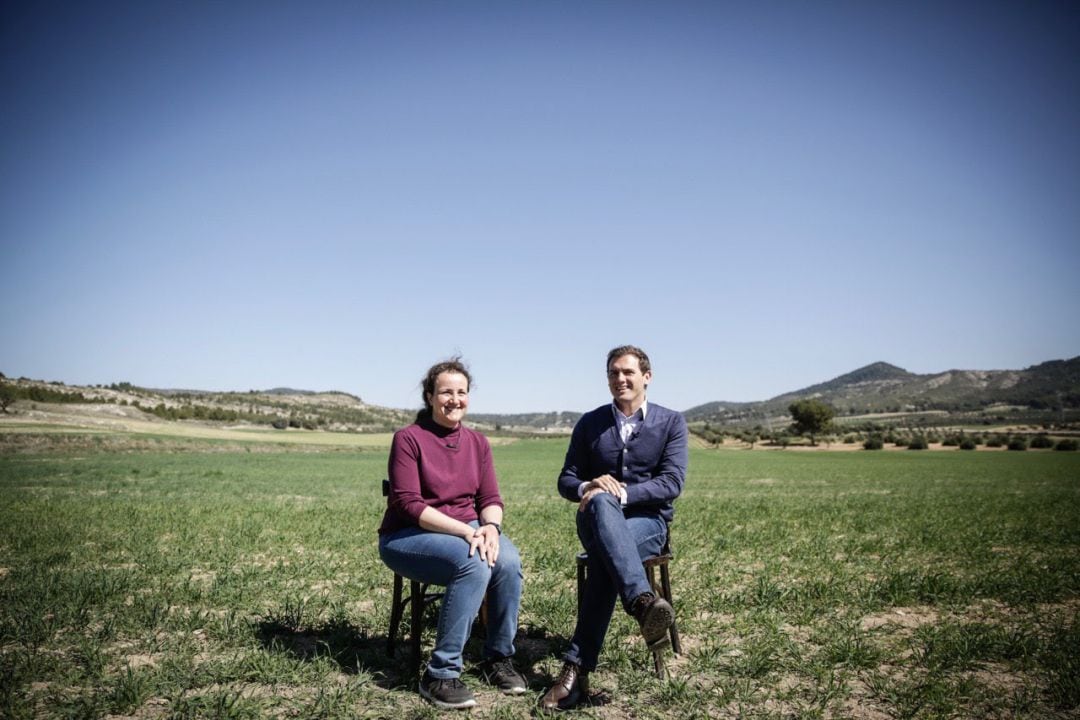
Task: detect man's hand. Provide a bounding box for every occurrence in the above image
[468,524,500,567]
[579,474,626,512]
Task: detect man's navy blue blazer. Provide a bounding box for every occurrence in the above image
[557,402,689,523]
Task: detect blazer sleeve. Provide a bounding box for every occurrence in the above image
[557,418,591,502]
[624,411,688,507]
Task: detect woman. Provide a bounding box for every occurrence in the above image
[378,358,526,709]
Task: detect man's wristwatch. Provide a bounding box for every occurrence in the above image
[482,521,502,535]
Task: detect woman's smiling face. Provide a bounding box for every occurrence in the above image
[427,371,469,429]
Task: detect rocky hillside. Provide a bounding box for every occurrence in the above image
[0,377,413,433]
[685,357,1080,424]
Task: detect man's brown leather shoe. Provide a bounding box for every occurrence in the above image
[539,661,589,711]
[631,592,674,649]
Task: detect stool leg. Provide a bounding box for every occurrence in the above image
[410,580,424,679]
[387,573,404,656]
[660,562,681,655]
[650,563,667,679]
[646,563,658,595]
[653,645,666,679]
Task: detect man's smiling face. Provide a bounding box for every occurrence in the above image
[607,353,651,414]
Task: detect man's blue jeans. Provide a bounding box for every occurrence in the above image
[563,493,667,671]
[379,522,522,679]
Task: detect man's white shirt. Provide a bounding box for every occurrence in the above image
[577,400,647,505]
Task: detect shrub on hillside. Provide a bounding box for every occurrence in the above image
[985,435,1005,448]
[1054,438,1078,452]
[959,438,977,450]
[863,435,884,450]
[19,386,89,404]
[908,436,928,450]
[1007,437,1028,451]
[942,436,959,447]
[0,382,15,414]
[1029,434,1054,449]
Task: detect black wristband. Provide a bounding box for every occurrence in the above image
[482,521,502,535]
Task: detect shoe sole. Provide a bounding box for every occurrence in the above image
[483,668,528,695]
[418,682,477,709]
[540,693,583,712]
[640,599,675,646]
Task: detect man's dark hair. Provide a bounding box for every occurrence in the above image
[606,345,651,375]
[417,357,472,421]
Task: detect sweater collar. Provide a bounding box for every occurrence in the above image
[419,413,462,438]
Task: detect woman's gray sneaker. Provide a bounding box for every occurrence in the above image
[419,670,477,709]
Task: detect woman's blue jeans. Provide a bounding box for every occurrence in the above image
[563,493,667,671]
[379,522,523,679]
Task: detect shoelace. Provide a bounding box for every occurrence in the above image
[433,676,467,692]
[491,658,515,676]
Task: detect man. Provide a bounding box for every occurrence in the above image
[540,345,689,711]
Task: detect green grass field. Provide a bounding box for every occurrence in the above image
[1,440,1078,719]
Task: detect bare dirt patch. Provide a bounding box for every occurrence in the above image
[122,653,160,669]
[860,606,939,632]
[969,665,1031,695]
[188,569,217,586]
[843,678,895,720]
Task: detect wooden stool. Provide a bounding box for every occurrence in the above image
[382,479,488,679]
[386,573,445,679]
[576,528,681,678]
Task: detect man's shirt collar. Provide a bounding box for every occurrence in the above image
[613,400,647,445]
[611,399,648,421]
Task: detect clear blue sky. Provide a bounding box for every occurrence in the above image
[3,1,1078,414]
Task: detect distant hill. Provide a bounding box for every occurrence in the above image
[467,410,582,433]
[4,355,1078,433]
[684,357,1080,425]
[0,378,412,433]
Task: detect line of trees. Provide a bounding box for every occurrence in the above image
[3,383,91,405]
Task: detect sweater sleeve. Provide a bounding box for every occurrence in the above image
[473,434,504,512]
[386,430,429,525]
